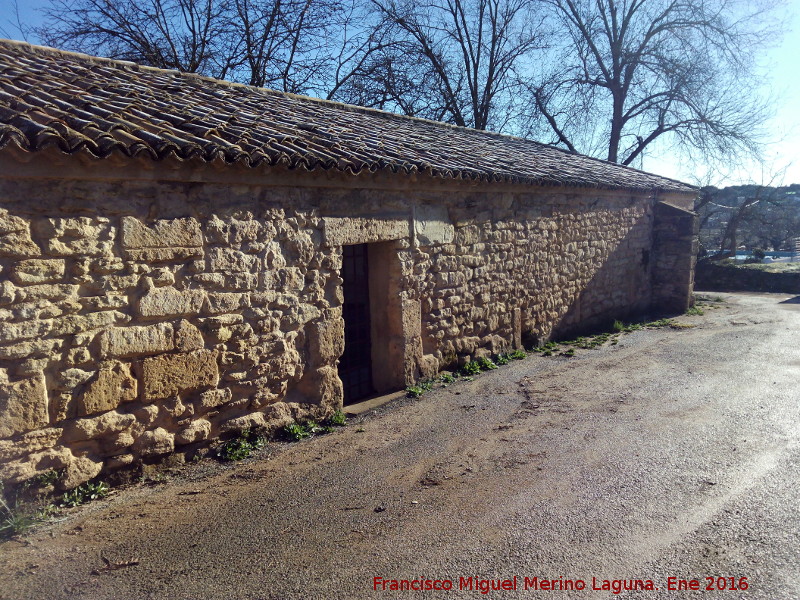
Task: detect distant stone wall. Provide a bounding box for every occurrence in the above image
[695,261,800,294]
[0,160,695,488]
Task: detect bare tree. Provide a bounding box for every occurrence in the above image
[362,0,546,130]
[526,0,782,166]
[36,0,230,76]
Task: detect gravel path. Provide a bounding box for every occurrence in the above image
[1,292,798,600]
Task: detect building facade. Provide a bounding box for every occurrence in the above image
[0,41,697,488]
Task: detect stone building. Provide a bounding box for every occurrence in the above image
[0,40,697,488]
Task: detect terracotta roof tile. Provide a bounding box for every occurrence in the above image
[0,39,696,193]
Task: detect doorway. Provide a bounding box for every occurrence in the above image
[340,243,374,403]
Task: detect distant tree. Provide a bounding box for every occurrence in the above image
[697,181,800,258]
[525,0,782,166]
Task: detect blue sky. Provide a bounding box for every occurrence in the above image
[1,0,798,186]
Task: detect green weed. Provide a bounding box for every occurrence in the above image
[461,361,482,376]
[327,410,347,427]
[406,378,434,398]
[495,353,511,365]
[33,470,60,487]
[60,480,110,508]
[686,306,704,316]
[476,357,498,371]
[283,422,311,441]
[218,429,267,460]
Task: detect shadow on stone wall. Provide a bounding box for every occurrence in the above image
[551,203,696,341]
[695,261,800,294]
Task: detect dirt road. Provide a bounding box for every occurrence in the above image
[1,292,799,600]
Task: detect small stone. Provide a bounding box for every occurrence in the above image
[174,419,211,445]
[62,411,137,442]
[99,323,174,358]
[11,259,66,285]
[196,388,232,410]
[0,371,49,438]
[61,455,104,490]
[132,428,175,458]
[77,361,138,416]
[141,350,218,401]
[174,320,204,352]
[106,453,135,470]
[137,287,205,318]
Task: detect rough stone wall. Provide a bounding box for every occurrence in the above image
[415,192,655,368]
[0,176,345,488]
[0,166,693,488]
[652,202,698,312]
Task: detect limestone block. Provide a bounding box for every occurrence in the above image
[63,411,137,442]
[11,259,66,285]
[141,350,218,401]
[129,247,204,262]
[133,404,159,426]
[77,361,138,416]
[0,447,72,486]
[224,273,259,290]
[207,248,259,272]
[307,318,344,365]
[174,319,204,351]
[57,368,95,392]
[160,396,189,419]
[322,216,410,246]
[0,280,15,305]
[192,272,227,289]
[138,287,205,318]
[316,366,343,406]
[0,371,48,438]
[175,419,211,445]
[61,455,104,490]
[106,453,135,470]
[205,292,246,315]
[100,430,135,455]
[0,209,40,257]
[217,412,268,434]
[150,268,176,287]
[132,427,175,457]
[0,318,52,343]
[49,310,129,337]
[196,387,232,410]
[80,293,128,311]
[100,323,175,358]
[264,241,286,269]
[0,427,62,461]
[121,217,203,261]
[414,205,455,246]
[34,217,114,257]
